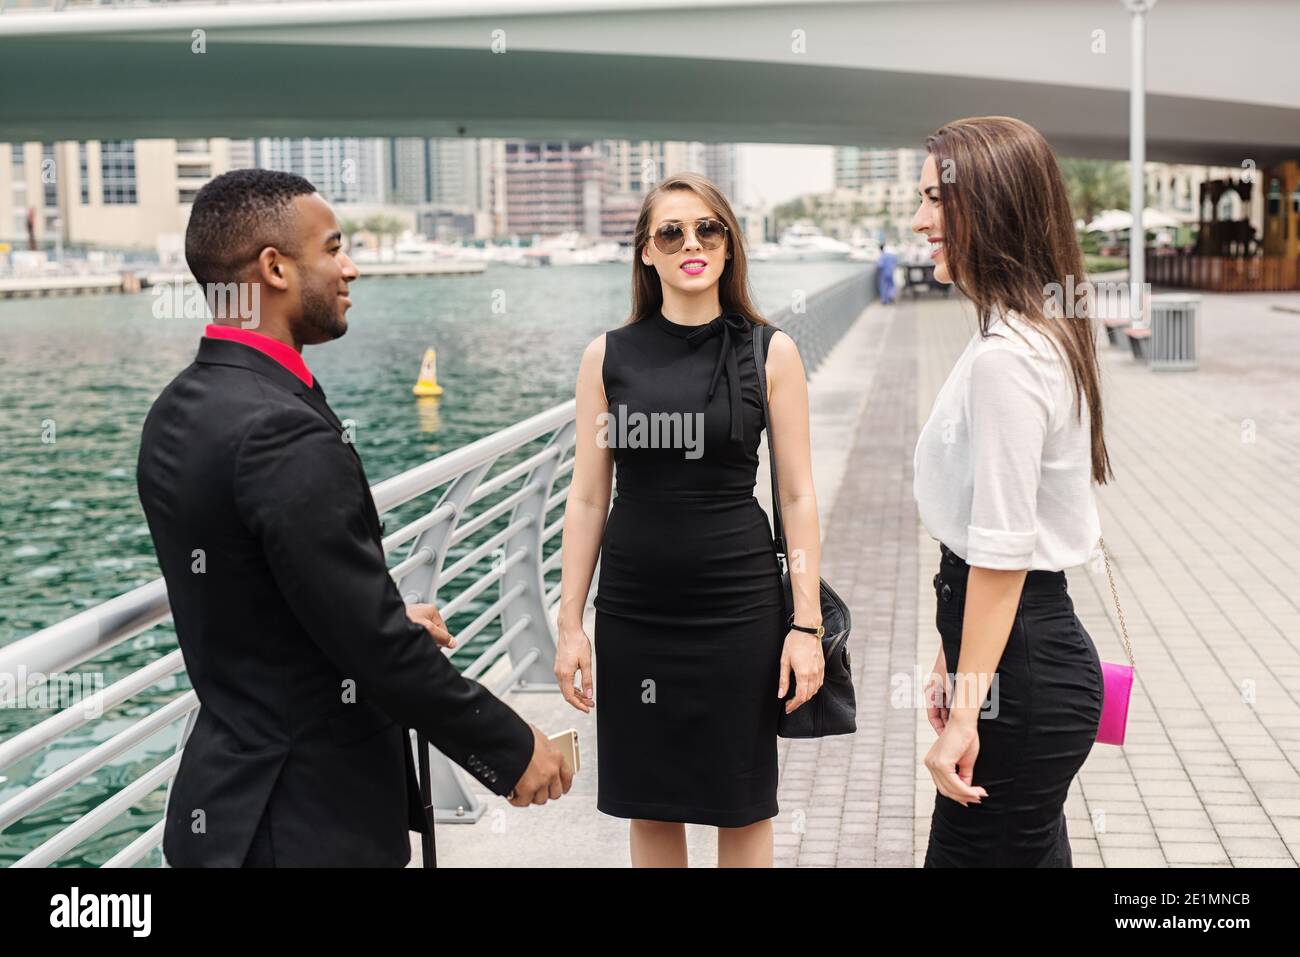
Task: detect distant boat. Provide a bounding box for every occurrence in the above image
[505,232,627,267]
[754,224,853,262]
[353,233,629,269]
[351,237,459,265]
[849,237,882,263]
[393,238,455,261]
[478,244,528,266]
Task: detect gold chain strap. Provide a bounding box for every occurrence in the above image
[1098,537,1136,668]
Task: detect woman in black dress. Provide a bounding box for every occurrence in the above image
[554,172,825,867]
[911,117,1110,866]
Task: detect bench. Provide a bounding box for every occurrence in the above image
[1103,316,1131,347]
[1125,325,1151,362]
[903,264,953,299]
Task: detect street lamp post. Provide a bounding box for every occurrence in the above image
[1124,0,1157,323]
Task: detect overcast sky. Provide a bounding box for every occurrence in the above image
[737,143,834,209]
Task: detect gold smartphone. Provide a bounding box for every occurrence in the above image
[548,727,580,775]
[507,728,580,801]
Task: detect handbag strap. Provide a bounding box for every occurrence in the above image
[752,325,788,566]
[1098,537,1136,668]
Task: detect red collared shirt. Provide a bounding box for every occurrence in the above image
[204,324,313,389]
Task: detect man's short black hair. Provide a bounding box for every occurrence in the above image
[185,168,318,288]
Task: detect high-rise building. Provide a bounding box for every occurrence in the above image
[598,141,738,199]
[833,146,925,190]
[428,138,482,209]
[1,142,38,247]
[252,137,386,204]
[699,142,738,201]
[0,138,237,251]
[501,140,605,238]
[538,140,743,243]
[598,141,667,241]
[227,138,255,170]
[384,137,496,239]
[387,137,430,205]
[602,141,668,194]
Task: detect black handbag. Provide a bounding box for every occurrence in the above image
[752,325,857,738]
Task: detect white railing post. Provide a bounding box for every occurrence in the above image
[395,464,492,604]
[501,420,575,693]
[394,463,494,821]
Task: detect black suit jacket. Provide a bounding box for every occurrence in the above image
[137,337,534,867]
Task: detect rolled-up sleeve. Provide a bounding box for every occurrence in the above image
[964,348,1051,570]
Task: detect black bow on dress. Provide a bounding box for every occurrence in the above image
[684,312,751,443]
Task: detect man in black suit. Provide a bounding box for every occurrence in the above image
[138,169,570,867]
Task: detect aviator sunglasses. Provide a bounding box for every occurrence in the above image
[651,218,730,255]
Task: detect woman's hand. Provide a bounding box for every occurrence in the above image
[923,716,987,806]
[778,630,824,715]
[924,644,951,736]
[554,620,595,713]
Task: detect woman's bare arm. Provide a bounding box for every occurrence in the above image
[765,329,825,711]
[553,334,613,712]
[766,330,821,627]
[951,567,1026,725]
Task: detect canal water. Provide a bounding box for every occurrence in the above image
[0,260,865,864]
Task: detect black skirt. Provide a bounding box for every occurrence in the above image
[594,489,785,827]
[923,543,1104,867]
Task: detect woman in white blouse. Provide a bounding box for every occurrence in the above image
[911,116,1111,867]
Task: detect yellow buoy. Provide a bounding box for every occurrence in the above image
[412,346,444,397]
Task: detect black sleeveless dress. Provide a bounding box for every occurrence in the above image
[594,310,786,827]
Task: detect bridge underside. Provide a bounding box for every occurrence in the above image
[3,40,1296,165]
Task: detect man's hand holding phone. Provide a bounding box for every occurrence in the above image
[506,724,574,807]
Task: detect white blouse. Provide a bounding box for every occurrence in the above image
[913,308,1101,572]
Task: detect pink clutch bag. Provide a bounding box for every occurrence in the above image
[1095,537,1135,746]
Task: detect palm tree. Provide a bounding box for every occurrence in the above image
[1060,159,1129,224]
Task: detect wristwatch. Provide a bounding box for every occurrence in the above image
[791,622,825,638]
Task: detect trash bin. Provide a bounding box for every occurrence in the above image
[1149,294,1200,371]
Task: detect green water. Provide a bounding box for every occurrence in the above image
[0,260,865,865]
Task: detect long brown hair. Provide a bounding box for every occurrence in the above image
[628,171,769,328]
[926,116,1113,484]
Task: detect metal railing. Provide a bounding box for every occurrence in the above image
[777,266,874,372]
[0,266,871,866]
